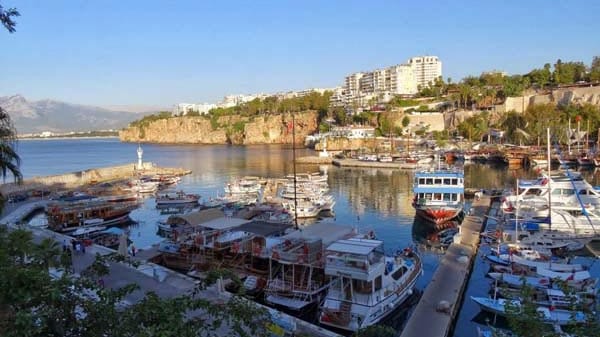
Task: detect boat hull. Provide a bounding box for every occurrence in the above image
[414,206,463,226]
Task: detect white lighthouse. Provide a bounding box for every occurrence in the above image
[136,143,143,170]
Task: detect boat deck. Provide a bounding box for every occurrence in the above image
[400,195,491,337]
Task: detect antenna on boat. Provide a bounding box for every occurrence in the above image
[291,112,299,230]
[546,128,552,231]
[515,178,519,243]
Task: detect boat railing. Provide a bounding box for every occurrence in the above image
[325,255,384,276]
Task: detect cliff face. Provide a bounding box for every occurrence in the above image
[119,111,319,145]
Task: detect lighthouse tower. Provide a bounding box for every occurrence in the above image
[136,143,144,170]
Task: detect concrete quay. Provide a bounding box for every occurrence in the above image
[400,195,491,337]
[332,158,417,169]
[0,200,340,337]
[0,162,191,196]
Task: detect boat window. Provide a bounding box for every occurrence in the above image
[451,179,458,185]
[452,194,458,201]
[426,178,433,185]
[443,178,451,185]
[374,275,382,291]
[419,178,426,184]
[392,266,408,280]
[434,178,442,184]
[443,193,451,201]
[352,279,373,294]
[425,193,432,200]
[563,189,575,196]
[434,193,442,201]
[551,189,562,195]
[578,190,588,195]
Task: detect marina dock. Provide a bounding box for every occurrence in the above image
[0,162,191,196]
[332,158,417,169]
[400,195,491,337]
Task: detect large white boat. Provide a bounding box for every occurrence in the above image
[412,166,464,226]
[503,171,600,208]
[319,238,422,333]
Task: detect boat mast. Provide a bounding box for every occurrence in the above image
[292,113,299,229]
[568,118,571,155]
[586,119,590,154]
[515,178,519,242]
[546,128,551,231]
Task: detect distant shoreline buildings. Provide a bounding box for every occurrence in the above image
[174,55,441,115]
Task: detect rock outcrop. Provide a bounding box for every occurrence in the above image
[119,111,319,145]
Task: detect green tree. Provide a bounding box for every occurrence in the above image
[589,56,600,82]
[0,227,269,337]
[500,111,528,144]
[553,59,586,85]
[527,64,552,89]
[0,4,19,33]
[353,325,396,337]
[457,112,489,142]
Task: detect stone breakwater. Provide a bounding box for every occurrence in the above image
[0,163,191,195]
[119,111,319,145]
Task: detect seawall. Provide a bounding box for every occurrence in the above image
[0,162,191,196]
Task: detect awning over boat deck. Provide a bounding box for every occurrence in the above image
[282,222,355,246]
[199,217,250,230]
[99,227,125,235]
[236,220,292,237]
[326,238,383,256]
[413,186,464,193]
[170,208,226,227]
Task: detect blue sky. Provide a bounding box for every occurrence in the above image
[1,0,599,107]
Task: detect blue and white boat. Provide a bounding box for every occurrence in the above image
[412,166,465,226]
[471,296,587,326]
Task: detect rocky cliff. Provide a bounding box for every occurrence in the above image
[119,111,319,145]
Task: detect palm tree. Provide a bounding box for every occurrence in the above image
[33,238,61,270]
[0,8,23,213]
[0,109,21,182]
[7,229,32,266]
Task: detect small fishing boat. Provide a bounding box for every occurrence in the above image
[155,191,200,206]
[471,296,587,326]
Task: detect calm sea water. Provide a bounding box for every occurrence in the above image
[18,138,600,336]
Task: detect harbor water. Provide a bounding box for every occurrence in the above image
[18,138,600,336]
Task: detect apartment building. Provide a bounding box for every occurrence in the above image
[345,72,364,95]
[173,102,217,116]
[407,56,442,89]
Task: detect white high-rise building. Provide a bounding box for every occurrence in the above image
[386,64,417,95]
[344,72,364,95]
[407,56,442,89]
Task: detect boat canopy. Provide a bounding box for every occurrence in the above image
[326,238,382,256]
[99,227,125,235]
[413,186,464,194]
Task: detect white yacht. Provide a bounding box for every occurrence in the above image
[319,238,422,333]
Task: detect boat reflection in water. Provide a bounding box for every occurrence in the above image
[412,217,460,252]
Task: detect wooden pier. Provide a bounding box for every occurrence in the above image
[400,195,491,337]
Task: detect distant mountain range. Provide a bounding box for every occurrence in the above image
[0,95,164,134]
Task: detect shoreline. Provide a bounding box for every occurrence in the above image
[17,136,119,141]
